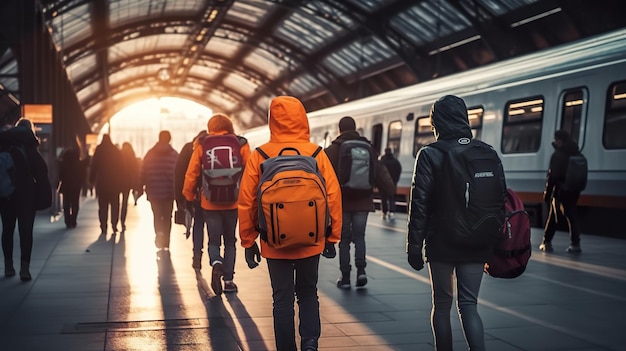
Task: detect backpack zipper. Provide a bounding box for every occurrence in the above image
[465,182,470,208]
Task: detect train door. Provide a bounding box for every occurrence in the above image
[557,88,588,149]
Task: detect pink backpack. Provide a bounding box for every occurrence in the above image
[200,134,243,203]
[485,188,532,279]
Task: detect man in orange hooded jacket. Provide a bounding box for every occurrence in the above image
[238,96,342,351]
[183,113,251,295]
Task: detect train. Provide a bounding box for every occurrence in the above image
[242,28,626,238]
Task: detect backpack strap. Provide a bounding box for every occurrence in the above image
[257,146,322,159]
[256,147,270,160]
[311,146,322,158]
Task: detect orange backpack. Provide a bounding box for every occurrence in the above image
[256,146,330,249]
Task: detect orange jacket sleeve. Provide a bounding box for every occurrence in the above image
[317,149,342,244]
[238,149,263,249]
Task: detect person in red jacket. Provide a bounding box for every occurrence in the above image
[238,96,342,351]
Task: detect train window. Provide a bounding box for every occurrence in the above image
[371,123,383,155]
[502,97,543,154]
[560,89,585,146]
[604,81,626,149]
[387,120,402,156]
[413,115,435,157]
[467,106,484,140]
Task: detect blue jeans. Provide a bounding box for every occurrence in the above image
[191,201,207,257]
[428,261,485,351]
[339,211,369,274]
[267,255,321,351]
[203,209,238,280]
[380,191,396,214]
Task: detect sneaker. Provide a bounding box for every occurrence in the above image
[211,261,224,295]
[336,276,351,289]
[356,273,368,287]
[566,245,582,253]
[223,280,238,293]
[301,338,318,351]
[388,212,395,220]
[539,242,553,252]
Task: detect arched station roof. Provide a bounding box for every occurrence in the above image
[1,0,626,132]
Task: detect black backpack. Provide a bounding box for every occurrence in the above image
[431,137,506,247]
[561,153,587,192]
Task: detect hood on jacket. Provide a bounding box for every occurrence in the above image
[430,95,472,141]
[0,124,40,147]
[208,113,234,135]
[268,96,311,143]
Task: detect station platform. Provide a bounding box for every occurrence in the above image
[1,196,624,351]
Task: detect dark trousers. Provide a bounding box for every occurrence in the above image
[62,189,81,227]
[267,255,321,351]
[544,195,581,246]
[192,201,207,257]
[120,189,131,229]
[1,203,35,264]
[97,190,120,233]
[339,211,369,274]
[380,191,396,214]
[150,199,174,248]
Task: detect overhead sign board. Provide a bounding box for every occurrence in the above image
[22,104,53,124]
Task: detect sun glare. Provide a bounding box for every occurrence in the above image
[100,97,213,158]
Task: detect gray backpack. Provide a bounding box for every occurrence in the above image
[337,140,375,190]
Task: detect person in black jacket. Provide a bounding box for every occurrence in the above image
[89,134,123,235]
[379,147,402,220]
[407,95,504,351]
[1,117,51,281]
[324,116,395,289]
[58,147,87,228]
[174,130,207,269]
[540,130,584,253]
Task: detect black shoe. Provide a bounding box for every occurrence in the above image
[566,245,582,253]
[336,275,351,289]
[5,260,15,277]
[211,261,224,295]
[301,338,318,351]
[539,242,553,252]
[356,273,368,287]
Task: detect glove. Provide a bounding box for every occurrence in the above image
[408,254,424,271]
[185,200,195,213]
[322,242,336,258]
[245,242,261,269]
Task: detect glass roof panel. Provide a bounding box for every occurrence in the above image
[85,101,103,120]
[275,9,343,53]
[226,0,273,26]
[223,74,258,97]
[77,81,101,103]
[343,0,390,12]
[243,50,288,80]
[109,0,203,27]
[287,74,322,96]
[205,35,244,59]
[322,36,394,76]
[188,65,220,80]
[109,64,164,86]
[66,54,97,81]
[207,91,237,111]
[108,34,188,62]
[391,2,471,46]
[165,0,205,12]
[49,2,91,48]
[478,0,540,15]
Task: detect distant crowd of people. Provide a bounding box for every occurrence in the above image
[0,92,587,351]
